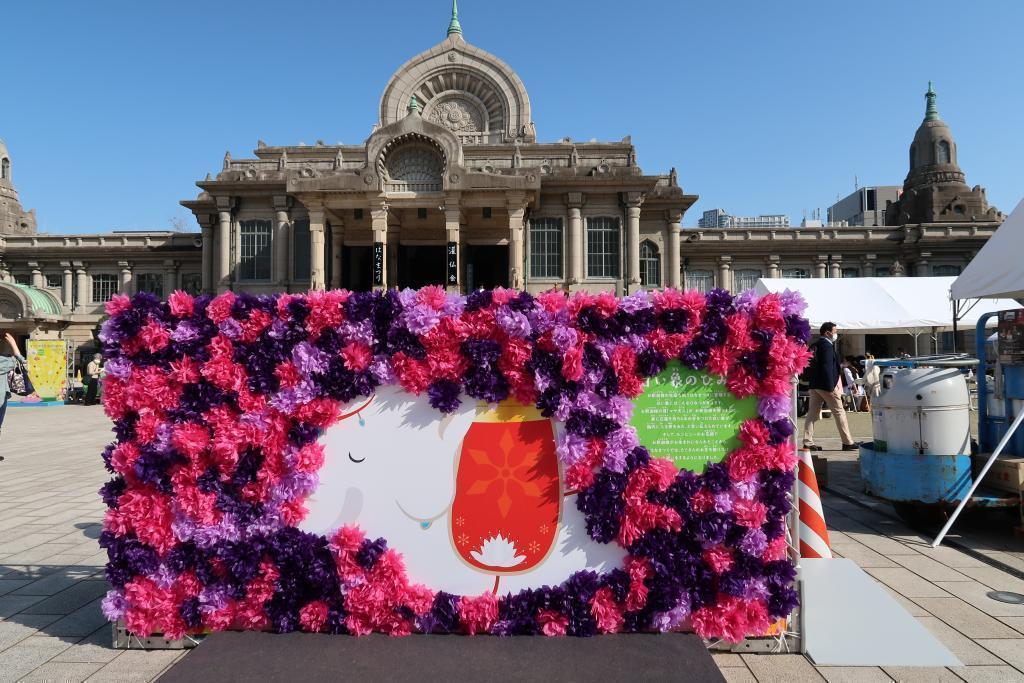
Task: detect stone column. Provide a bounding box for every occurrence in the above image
[814,255,828,278]
[766,255,780,279]
[370,201,389,291]
[74,263,88,311]
[330,220,343,290]
[666,210,682,289]
[273,196,291,288]
[830,255,842,279]
[27,262,42,289]
[163,260,178,295]
[444,198,461,293]
[566,193,585,287]
[199,215,214,294]
[61,262,73,309]
[215,197,234,293]
[308,204,326,291]
[916,251,931,277]
[624,192,644,293]
[119,261,133,295]
[507,192,527,290]
[717,256,732,292]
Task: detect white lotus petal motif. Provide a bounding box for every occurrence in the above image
[470,533,526,568]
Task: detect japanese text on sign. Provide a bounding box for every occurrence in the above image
[630,362,758,473]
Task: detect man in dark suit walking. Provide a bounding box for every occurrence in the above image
[802,322,857,451]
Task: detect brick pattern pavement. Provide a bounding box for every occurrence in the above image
[3,406,1024,681]
[0,406,186,682]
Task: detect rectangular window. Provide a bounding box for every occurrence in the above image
[417,208,428,220]
[684,269,714,292]
[354,209,364,221]
[181,273,202,295]
[293,219,311,282]
[239,219,272,281]
[932,265,961,276]
[783,268,809,279]
[45,273,62,289]
[92,274,118,303]
[841,267,860,278]
[135,273,163,297]
[529,217,563,279]
[586,216,620,279]
[734,269,762,291]
[483,207,492,219]
[874,267,891,277]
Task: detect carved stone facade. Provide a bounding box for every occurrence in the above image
[0,13,1006,361]
[0,139,36,235]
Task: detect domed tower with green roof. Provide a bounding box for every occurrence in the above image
[887,83,1003,225]
[0,138,37,235]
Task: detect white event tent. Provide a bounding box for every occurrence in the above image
[754,276,1020,338]
[952,198,1024,301]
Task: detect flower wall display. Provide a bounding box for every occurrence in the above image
[97,285,810,642]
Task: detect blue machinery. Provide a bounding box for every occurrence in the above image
[931,312,1024,545]
[859,311,1024,545]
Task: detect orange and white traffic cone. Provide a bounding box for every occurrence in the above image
[797,448,832,558]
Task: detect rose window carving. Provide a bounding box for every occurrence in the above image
[429,99,483,134]
[385,144,444,183]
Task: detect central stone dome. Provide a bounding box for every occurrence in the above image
[378,2,536,145]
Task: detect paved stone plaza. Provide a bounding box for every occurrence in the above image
[2,406,1024,681]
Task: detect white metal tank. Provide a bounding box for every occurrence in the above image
[871,367,970,455]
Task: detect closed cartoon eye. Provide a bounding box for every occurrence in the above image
[348,452,366,464]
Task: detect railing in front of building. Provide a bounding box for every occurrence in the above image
[385,181,442,193]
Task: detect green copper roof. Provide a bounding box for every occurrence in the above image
[924,81,940,121]
[447,0,462,36]
[7,283,63,317]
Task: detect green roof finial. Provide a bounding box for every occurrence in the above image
[447,0,462,37]
[408,95,421,114]
[924,81,940,121]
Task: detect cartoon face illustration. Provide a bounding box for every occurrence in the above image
[301,384,625,595]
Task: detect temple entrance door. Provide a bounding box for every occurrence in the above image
[397,245,446,289]
[341,246,372,291]
[464,245,509,291]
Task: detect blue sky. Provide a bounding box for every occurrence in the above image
[4,0,1022,233]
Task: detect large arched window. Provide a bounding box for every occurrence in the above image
[937,140,951,164]
[639,240,660,287]
[1,158,9,180]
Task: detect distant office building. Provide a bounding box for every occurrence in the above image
[828,186,901,226]
[698,209,790,229]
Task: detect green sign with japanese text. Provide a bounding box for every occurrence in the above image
[630,362,758,473]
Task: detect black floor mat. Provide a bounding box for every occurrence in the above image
[158,631,723,682]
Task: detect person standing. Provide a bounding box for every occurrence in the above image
[0,332,26,456]
[84,353,102,406]
[802,322,858,451]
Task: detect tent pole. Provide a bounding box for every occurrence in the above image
[952,300,959,352]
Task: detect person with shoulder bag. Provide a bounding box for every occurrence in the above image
[802,322,858,452]
[0,331,28,456]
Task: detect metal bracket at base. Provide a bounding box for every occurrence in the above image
[112,620,203,650]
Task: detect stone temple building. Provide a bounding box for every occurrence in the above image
[0,4,1008,363]
[181,6,695,296]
